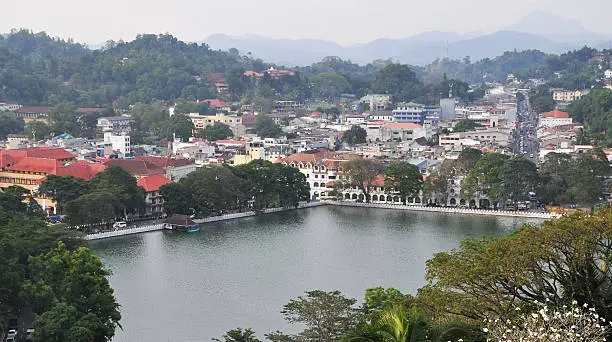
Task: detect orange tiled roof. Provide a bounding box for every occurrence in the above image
[105,159,165,177]
[56,161,107,180]
[0,152,17,169]
[6,157,61,174]
[369,174,386,187]
[137,175,172,192]
[543,110,570,118]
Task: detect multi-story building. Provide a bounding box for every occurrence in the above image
[540,110,573,128]
[0,148,104,213]
[552,89,588,102]
[380,122,427,142]
[360,94,392,111]
[97,116,135,134]
[137,175,172,217]
[189,113,246,138]
[280,149,346,200]
[134,156,196,181]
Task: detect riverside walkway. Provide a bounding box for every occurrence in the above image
[86,202,325,240]
[327,201,560,219]
[86,201,558,240]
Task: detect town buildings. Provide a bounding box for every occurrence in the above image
[137,174,172,217]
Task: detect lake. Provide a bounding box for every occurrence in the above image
[90,206,542,341]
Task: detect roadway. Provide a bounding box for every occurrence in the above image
[512,93,540,161]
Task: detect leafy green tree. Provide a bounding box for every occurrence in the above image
[159,182,192,215]
[537,153,572,204]
[364,287,412,312]
[88,166,146,218]
[166,113,194,141]
[129,103,169,142]
[213,328,261,342]
[0,111,25,140]
[528,85,558,113]
[501,157,538,207]
[342,125,367,144]
[452,119,481,132]
[461,152,509,205]
[567,148,610,206]
[173,101,213,115]
[26,242,121,342]
[311,72,351,99]
[384,161,422,205]
[179,166,248,217]
[371,64,424,102]
[279,290,358,342]
[342,159,386,203]
[38,175,89,215]
[422,209,612,325]
[199,122,233,141]
[64,192,118,226]
[49,102,79,136]
[25,120,51,140]
[253,115,282,138]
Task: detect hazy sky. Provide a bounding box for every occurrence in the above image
[3,0,612,45]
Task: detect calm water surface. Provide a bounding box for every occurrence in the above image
[90,206,542,341]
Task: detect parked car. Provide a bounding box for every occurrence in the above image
[113,221,127,229]
[25,328,35,341]
[6,329,18,342]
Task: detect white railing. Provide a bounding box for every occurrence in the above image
[326,201,560,219]
[85,224,164,240]
[194,201,325,224]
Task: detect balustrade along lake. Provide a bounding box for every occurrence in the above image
[90,205,543,341]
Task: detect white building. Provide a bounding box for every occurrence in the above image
[97,116,135,134]
[539,110,573,128]
[104,133,131,156]
[380,122,427,142]
[605,69,612,79]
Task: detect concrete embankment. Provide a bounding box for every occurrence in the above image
[86,201,558,240]
[86,202,326,240]
[326,201,560,219]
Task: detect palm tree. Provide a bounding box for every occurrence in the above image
[376,306,428,342]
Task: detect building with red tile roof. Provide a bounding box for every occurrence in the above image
[543,110,570,118]
[137,175,172,216]
[105,159,165,179]
[202,99,230,109]
[134,156,196,180]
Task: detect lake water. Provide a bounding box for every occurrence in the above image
[90,206,542,341]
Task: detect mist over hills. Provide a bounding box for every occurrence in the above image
[205,11,612,66]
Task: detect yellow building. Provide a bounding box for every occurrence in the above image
[188,113,246,137]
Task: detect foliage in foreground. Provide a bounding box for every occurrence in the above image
[487,301,610,342]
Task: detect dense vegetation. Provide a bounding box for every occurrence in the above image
[2,30,609,111]
[0,186,120,341]
[160,161,310,217]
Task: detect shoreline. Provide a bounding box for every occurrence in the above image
[326,201,559,219]
[86,201,557,241]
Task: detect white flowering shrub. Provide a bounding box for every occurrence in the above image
[485,301,611,342]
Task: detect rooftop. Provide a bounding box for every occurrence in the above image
[137,174,172,192]
[543,110,570,118]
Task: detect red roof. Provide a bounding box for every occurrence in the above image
[56,161,107,180]
[240,114,257,126]
[0,152,17,169]
[15,106,52,114]
[137,175,172,192]
[203,99,229,108]
[543,110,570,118]
[6,157,61,174]
[134,156,194,169]
[21,147,76,160]
[104,159,165,177]
[369,174,386,187]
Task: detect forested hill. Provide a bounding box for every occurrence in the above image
[0,29,610,108]
[0,30,270,106]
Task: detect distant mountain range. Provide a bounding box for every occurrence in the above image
[204,11,612,66]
